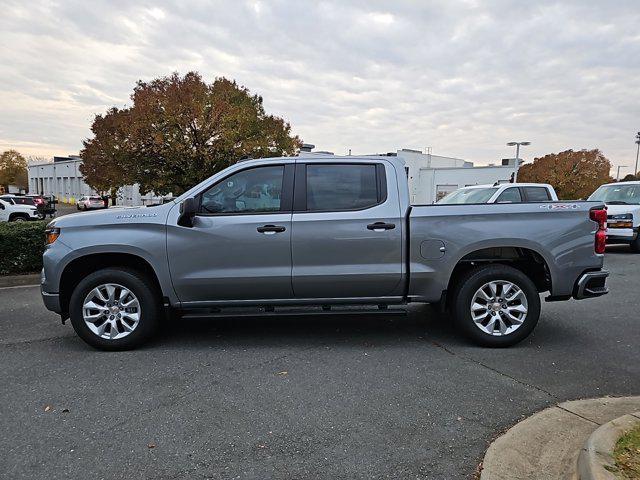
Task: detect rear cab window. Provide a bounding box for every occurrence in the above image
[296,163,386,212]
[523,187,551,202]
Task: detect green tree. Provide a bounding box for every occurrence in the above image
[81,72,302,196]
[0,150,28,191]
[518,149,612,199]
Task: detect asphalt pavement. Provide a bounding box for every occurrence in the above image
[0,246,638,479]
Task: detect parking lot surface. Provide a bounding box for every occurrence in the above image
[1,247,638,479]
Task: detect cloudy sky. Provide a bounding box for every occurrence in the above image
[1,0,639,170]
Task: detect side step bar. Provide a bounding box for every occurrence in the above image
[179,305,408,320]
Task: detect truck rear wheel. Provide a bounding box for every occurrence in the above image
[451,264,541,347]
[68,268,160,350]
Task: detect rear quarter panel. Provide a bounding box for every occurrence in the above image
[409,202,604,301]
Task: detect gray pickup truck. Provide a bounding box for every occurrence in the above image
[41,155,609,350]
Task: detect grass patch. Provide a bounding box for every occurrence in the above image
[610,422,640,479]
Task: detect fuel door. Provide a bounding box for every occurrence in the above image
[420,239,446,260]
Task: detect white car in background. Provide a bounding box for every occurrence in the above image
[437,183,558,204]
[588,181,640,252]
[0,197,42,222]
[77,196,105,210]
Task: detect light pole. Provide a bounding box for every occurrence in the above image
[616,165,627,181]
[507,141,530,182]
[635,132,640,177]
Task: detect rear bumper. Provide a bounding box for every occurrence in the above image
[573,270,609,299]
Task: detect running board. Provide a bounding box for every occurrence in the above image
[179,305,408,320]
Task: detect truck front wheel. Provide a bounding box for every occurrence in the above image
[68,268,160,350]
[451,264,541,347]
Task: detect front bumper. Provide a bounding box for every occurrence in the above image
[605,226,638,244]
[573,270,609,299]
[41,289,62,313]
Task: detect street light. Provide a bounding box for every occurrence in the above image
[635,132,640,177]
[616,165,627,181]
[507,141,531,182]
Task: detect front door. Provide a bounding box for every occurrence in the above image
[167,164,294,304]
[291,162,403,298]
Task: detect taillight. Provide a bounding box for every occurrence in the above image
[590,208,607,254]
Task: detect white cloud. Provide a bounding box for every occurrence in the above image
[0,0,639,170]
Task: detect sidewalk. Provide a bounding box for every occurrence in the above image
[0,273,40,288]
[480,396,640,479]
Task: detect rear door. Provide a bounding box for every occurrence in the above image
[291,161,403,298]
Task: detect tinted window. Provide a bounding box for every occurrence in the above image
[524,187,551,202]
[201,165,284,214]
[11,197,34,205]
[495,188,522,203]
[306,164,378,211]
[437,188,498,204]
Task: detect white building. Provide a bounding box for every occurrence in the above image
[28,156,166,206]
[395,148,517,204]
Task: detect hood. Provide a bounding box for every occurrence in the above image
[49,203,175,229]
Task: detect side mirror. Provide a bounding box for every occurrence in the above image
[178,197,197,227]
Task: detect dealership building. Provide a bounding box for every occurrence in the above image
[28,156,166,206]
[28,149,517,207]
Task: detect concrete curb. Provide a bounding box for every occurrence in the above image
[577,411,640,480]
[0,273,40,288]
[480,396,640,480]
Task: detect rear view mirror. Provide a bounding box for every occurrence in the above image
[178,197,197,227]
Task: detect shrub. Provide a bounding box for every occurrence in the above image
[0,220,48,275]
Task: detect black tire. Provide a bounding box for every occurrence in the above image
[69,268,160,350]
[630,236,640,253]
[9,214,28,222]
[451,264,541,347]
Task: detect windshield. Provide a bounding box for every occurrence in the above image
[437,187,498,204]
[588,184,640,205]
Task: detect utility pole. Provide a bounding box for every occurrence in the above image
[616,165,627,181]
[635,132,640,177]
[506,141,531,182]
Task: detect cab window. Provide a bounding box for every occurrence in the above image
[200,165,284,214]
[495,188,522,203]
[524,187,551,202]
[305,164,380,211]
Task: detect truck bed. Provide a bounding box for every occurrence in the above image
[407,201,605,302]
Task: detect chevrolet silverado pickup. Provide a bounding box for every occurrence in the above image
[41,155,609,350]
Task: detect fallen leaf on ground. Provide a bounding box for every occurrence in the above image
[44,405,52,412]
[147,443,156,449]
[276,371,288,376]
[62,408,70,413]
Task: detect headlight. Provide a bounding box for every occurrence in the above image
[45,227,60,245]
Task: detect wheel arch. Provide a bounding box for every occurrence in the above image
[59,252,163,315]
[446,246,552,305]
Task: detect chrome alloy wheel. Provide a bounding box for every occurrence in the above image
[469,280,528,336]
[82,283,141,340]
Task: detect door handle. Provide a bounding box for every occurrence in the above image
[257,224,286,234]
[367,222,396,231]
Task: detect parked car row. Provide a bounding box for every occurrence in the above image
[0,195,43,222]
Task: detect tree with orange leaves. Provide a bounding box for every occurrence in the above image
[518,149,612,199]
